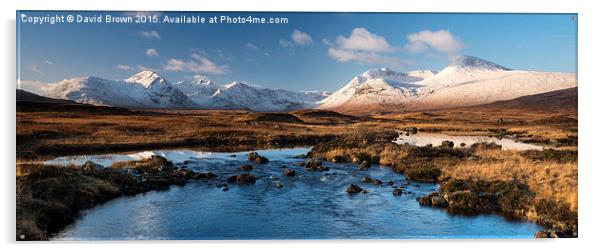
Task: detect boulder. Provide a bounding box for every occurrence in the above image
[371,179,383,185]
[82,161,103,171]
[240,165,253,171]
[417,192,448,207]
[227,173,256,184]
[282,169,296,177]
[359,161,371,170]
[248,152,269,164]
[305,159,322,169]
[431,195,448,207]
[305,159,329,172]
[346,184,364,194]
[392,188,402,196]
[441,140,454,149]
[194,172,217,179]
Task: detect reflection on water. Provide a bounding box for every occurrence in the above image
[52,147,541,240]
[394,132,544,151]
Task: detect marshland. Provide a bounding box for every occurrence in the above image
[16,98,577,240]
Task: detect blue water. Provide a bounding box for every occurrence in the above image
[53,147,541,240]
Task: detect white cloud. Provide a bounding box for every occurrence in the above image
[117,64,133,70]
[404,29,463,54]
[164,54,227,75]
[326,27,409,67]
[245,43,258,50]
[136,65,153,71]
[335,27,393,52]
[279,39,294,48]
[328,48,409,66]
[30,65,44,75]
[146,48,159,57]
[291,29,313,45]
[138,30,161,40]
[44,60,54,65]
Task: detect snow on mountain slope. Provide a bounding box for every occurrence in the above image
[319,55,577,111]
[318,67,432,109]
[44,71,196,109]
[172,77,218,105]
[204,82,329,112]
[42,70,329,111]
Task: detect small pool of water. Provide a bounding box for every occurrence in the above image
[51,147,542,240]
[394,132,544,151]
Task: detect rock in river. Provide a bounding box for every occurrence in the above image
[282,169,296,177]
[240,165,253,171]
[248,152,269,164]
[359,160,371,170]
[392,188,402,196]
[360,176,373,183]
[346,184,365,194]
[227,173,257,184]
[305,159,329,172]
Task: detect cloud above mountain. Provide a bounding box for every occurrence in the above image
[327,27,407,66]
[404,29,464,54]
[146,48,159,57]
[336,27,393,52]
[163,54,227,75]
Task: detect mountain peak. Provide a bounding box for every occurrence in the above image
[449,55,510,71]
[125,70,169,88]
[191,75,212,86]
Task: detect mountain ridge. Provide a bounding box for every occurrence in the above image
[320,55,576,113]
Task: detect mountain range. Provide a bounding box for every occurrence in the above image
[33,55,576,112]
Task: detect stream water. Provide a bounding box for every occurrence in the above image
[50,147,542,240]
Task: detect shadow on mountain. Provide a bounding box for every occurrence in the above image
[474,87,577,111]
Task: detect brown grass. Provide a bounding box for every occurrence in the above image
[443,148,578,211]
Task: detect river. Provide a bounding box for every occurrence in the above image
[50,147,542,240]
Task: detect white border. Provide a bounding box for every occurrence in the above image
[2,0,601,251]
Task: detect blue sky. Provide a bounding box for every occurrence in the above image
[17,11,577,92]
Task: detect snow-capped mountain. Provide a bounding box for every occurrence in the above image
[44,71,195,109]
[319,55,577,111]
[178,81,328,111]
[39,55,576,112]
[42,71,329,111]
[172,77,218,106]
